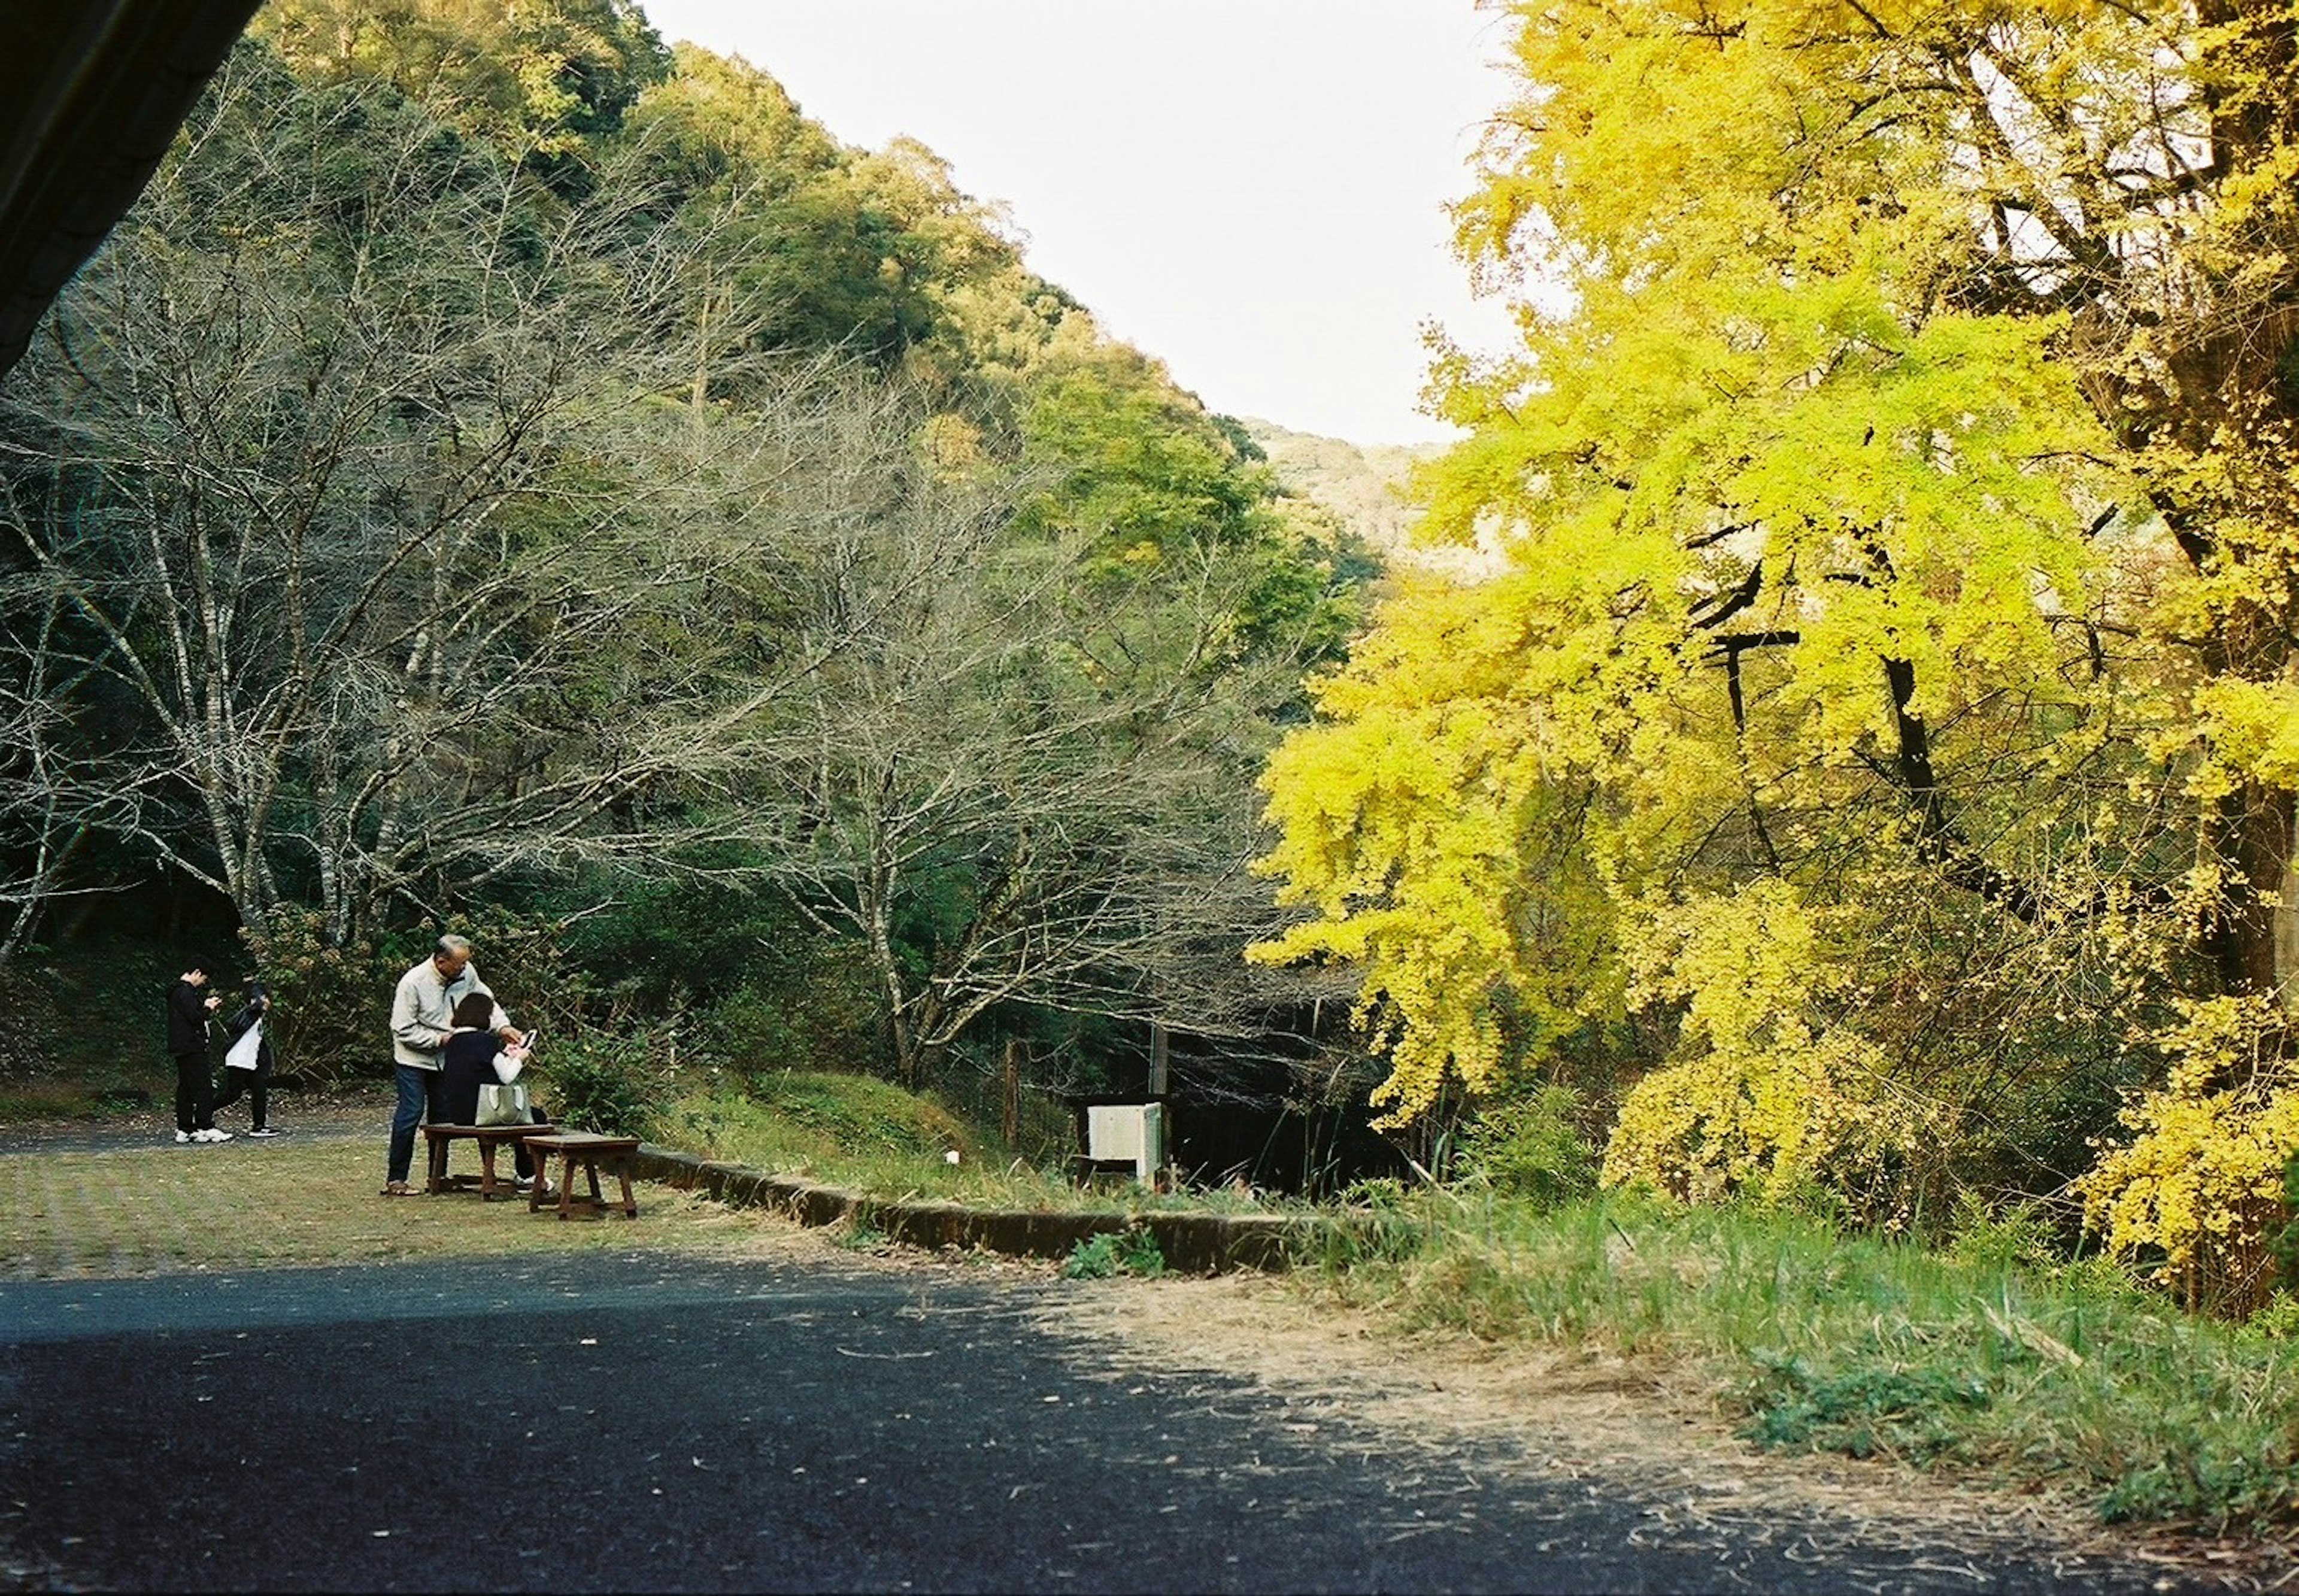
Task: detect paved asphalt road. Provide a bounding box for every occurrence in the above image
[0,1250,2186,1594]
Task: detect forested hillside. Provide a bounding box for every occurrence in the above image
[0,0,1373,1157]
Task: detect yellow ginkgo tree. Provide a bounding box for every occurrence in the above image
[1255,0,2299,1228]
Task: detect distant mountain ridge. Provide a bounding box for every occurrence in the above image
[1239,417,1442,556]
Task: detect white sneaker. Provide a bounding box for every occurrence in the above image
[247,1127,283,1138]
[173,1130,192,1144]
[193,1127,233,1143]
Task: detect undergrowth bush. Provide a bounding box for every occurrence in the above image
[247,911,581,1087]
[1310,1189,2299,1530]
[538,1023,675,1137]
[1457,1085,1595,1207]
[1063,1227,1166,1279]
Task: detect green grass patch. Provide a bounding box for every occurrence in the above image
[1318,1189,2299,1532]
[662,1072,983,1168]
[0,1132,801,1278]
[651,1075,1300,1217]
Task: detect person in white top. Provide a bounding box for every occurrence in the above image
[380,934,518,1196]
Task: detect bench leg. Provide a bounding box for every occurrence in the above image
[424,1134,447,1194]
[557,1153,575,1221]
[478,1140,500,1200]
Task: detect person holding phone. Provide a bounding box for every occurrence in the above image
[165,955,230,1145]
[438,993,553,1194]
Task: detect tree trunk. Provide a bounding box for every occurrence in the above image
[1002,1038,1021,1151]
[2209,781,2297,1002]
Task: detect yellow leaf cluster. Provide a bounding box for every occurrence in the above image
[1602,1033,1927,1212]
[2076,996,2299,1313]
[2187,678,2299,794]
[1600,885,1931,1213]
[1250,576,1621,1126]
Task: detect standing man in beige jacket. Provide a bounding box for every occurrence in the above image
[381,934,518,1196]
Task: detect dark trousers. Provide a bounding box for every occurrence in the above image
[387,1064,446,1184]
[512,1105,549,1179]
[172,1052,214,1133]
[209,1060,268,1130]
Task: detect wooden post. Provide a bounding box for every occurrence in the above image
[1002,1039,1021,1151]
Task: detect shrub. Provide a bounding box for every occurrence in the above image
[536,1023,674,1137]
[245,910,581,1087]
[238,914,406,1085]
[1062,1226,1166,1279]
[1457,1085,1596,1207]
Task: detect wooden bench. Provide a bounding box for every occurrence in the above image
[422,1122,559,1200]
[523,1132,641,1219]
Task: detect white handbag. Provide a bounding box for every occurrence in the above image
[224,1020,264,1072]
[474,1081,531,1127]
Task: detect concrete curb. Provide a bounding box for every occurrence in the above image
[630,1145,1321,1273]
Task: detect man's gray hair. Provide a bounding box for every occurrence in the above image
[435,934,474,959]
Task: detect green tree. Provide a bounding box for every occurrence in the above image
[257,0,670,165]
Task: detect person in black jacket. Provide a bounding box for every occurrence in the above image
[438,993,551,1193]
[209,979,280,1137]
[165,957,230,1145]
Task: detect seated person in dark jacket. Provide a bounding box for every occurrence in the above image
[439,993,552,1193]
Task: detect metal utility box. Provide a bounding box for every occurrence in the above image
[1085,1103,1166,1185]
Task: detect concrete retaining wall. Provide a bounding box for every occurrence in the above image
[630,1145,1317,1274]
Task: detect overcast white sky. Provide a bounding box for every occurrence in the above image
[635,1,1521,444]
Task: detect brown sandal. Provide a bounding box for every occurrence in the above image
[378,1181,414,1197]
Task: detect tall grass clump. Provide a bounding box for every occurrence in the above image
[1315,1188,2299,1530]
[1455,1085,1597,1207]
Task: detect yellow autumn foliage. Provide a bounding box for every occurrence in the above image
[1251,571,1622,1124]
[2077,996,2299,1315]
[1599,884,1933,1215]
[1257,0,2299,1256]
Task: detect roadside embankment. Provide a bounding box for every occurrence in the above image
[631,1143,1324,1272]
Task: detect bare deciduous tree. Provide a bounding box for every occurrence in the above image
[738,407,1332,1085]
[0,49,863,948]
